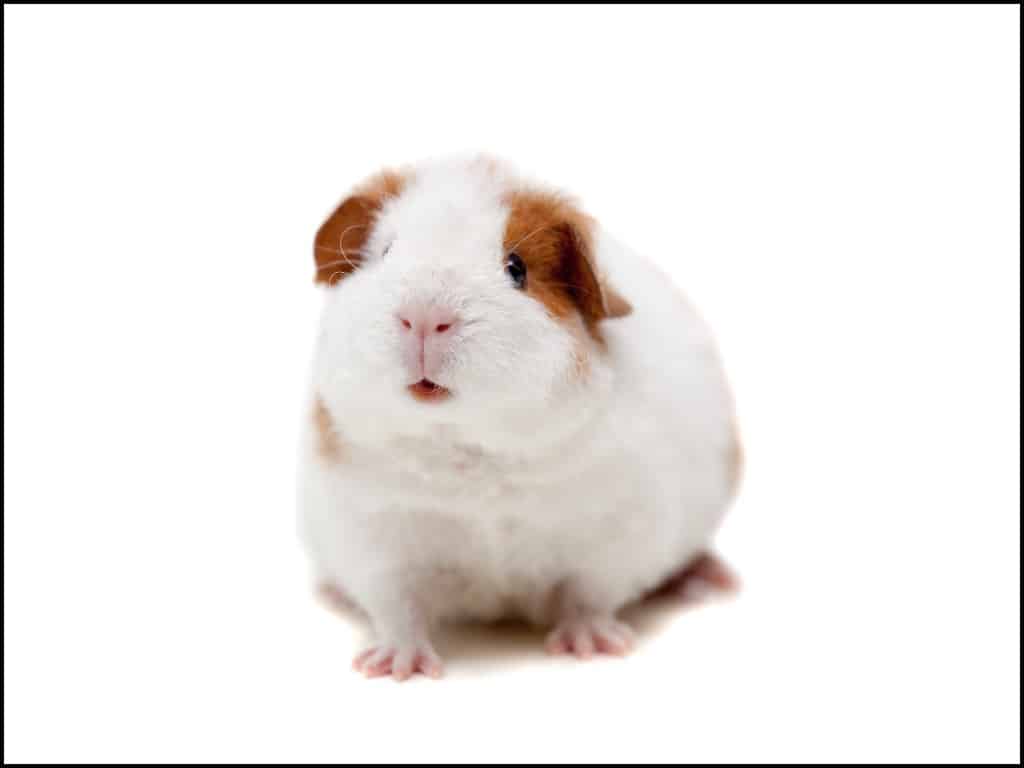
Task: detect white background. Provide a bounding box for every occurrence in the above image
[4,5,1020,764]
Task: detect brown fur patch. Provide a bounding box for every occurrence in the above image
[503,190,618,341]
[313,170,407,285]
[313,396,344,462]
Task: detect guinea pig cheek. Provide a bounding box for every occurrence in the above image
[521,287,594,384]
[558,311,593,382]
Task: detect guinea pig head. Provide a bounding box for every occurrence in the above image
[312,161,631,434]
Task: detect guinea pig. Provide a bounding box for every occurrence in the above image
[298,155,742,680]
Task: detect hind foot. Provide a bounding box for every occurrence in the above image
[658,552,740,604]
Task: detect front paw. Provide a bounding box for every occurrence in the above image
[545,616,635,659]
[352,641,444,681]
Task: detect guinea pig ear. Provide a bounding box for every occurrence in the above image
[603,286,633,319]
[554,220,612,330]
[313,170,405,285]
[558,221,634,327]
[505,189,632,340]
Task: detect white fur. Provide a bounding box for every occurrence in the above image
[298,157,739,664]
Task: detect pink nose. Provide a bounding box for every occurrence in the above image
[396,305,460,380]
[396,305,459,338]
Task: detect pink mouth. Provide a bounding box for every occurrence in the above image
[407,379,451,403]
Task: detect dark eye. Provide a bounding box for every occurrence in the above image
[505,252,527,290]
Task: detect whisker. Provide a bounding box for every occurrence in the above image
[507,225,549,254]
[314,244,347,256]
[316,257,364,272]
[338,224,365,254]
[316,222,368,273]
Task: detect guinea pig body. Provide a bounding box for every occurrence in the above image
[298,157,741,680]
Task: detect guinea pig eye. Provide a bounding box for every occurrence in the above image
[505,252,527,290]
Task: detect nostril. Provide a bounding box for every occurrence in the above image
[435,323,452,334]
[400,318,412,330]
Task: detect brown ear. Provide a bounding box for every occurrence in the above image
[504,190,631,338]
[553,220,611,331]
[603,286,633,319]
[313,170,405,285]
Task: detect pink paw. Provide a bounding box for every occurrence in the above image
[545,617,635,659]
[352,643,444,681]
[664,553,739,605]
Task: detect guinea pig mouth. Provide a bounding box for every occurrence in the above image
[407,379,451,403]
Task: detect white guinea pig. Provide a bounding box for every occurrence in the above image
[299,155,742,680]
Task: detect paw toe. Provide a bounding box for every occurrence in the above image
[546,618,634,660]
[353,643,443,681]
